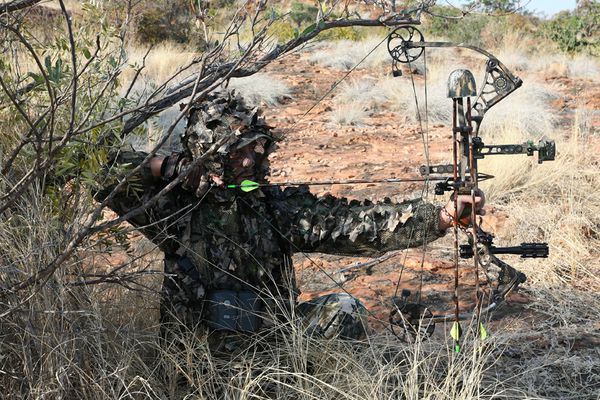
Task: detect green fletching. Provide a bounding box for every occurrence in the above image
[479,323,488,340]
[239,180,260,192]
[450,321,462,341]
[451,321,461,352]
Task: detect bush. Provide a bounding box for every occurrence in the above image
[270,20,298,42]
[540,3,600,54]
[290,1,318,27]
[320,26,364,41]
[136,1,204,47]
[423,6,491,46]
[423,6,536,50]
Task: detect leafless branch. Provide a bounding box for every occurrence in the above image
[0,0,42,14]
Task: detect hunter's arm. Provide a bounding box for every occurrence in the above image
[271,186,447,257]
[94,150,182,253]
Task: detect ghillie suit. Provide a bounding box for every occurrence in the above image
[95,92,446,348]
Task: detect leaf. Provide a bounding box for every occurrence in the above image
[300,21,325,38]
[82,47,92,59]
[45,55,52,73]
[300,23,316,37]
[28,72,45,85]
[52,59,63,83]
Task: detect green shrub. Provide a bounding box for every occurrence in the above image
[320,26,364,41]
[136,1,204,47]
[423,6,491,46]
[290,1,318,27]
[270,20,298,42]
[423,7,538,50]
[540,3,600,54]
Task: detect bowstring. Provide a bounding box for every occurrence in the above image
[391,45,433,309]
[282,33,392,135]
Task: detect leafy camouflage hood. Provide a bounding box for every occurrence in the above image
[182,91,276,178]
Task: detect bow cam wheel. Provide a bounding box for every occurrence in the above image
[387,26,425,64]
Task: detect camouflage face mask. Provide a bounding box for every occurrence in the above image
[180,90,277,191]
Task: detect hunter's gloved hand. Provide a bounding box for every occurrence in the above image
[439,189,486,230]
[161,153,212,197]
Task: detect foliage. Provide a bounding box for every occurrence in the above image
[269,20,298,42]
[320,26,364,41]
[540,2,600,54]
[423,5,539,49]
[468,0,522,12]
[290,1,318,27]
[423,6,492,46]
[136,0,203,46]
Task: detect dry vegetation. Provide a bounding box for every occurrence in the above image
[1,0,599,399]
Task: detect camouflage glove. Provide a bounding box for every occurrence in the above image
[161,153,211,197]
[161,152,187,181]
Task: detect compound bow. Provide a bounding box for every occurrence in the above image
[385,26,555,350]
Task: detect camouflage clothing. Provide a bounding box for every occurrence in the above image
[96,157,444,337]
[298,293,369,340]
[95,92,446,341]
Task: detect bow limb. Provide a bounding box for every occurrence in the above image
[412,41,522,120]
[389,29,522,122]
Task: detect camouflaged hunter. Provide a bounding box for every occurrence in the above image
[95,92,453,342]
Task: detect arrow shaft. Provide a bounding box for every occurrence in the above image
[229,176,450,190]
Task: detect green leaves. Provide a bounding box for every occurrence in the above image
[28,56,64,87]
[299,21,325,37]
[45,55,63,84]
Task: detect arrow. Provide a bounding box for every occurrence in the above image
[450,321,462,353]
[227,176,457,193]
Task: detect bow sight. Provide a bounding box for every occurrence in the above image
[424,136,556,195]
[386,26,556,344]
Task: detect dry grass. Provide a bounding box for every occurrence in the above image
[528,54,600,80]
[308,38,390,71]
[480,108,600,331]
[479,80,559,137]
[378,77,452,126]
[328,102,370,126]
[123,43,199,86]
[227,73,293,107]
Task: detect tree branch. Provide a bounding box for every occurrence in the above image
[0,0,42,14]
[121,16,420,137]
